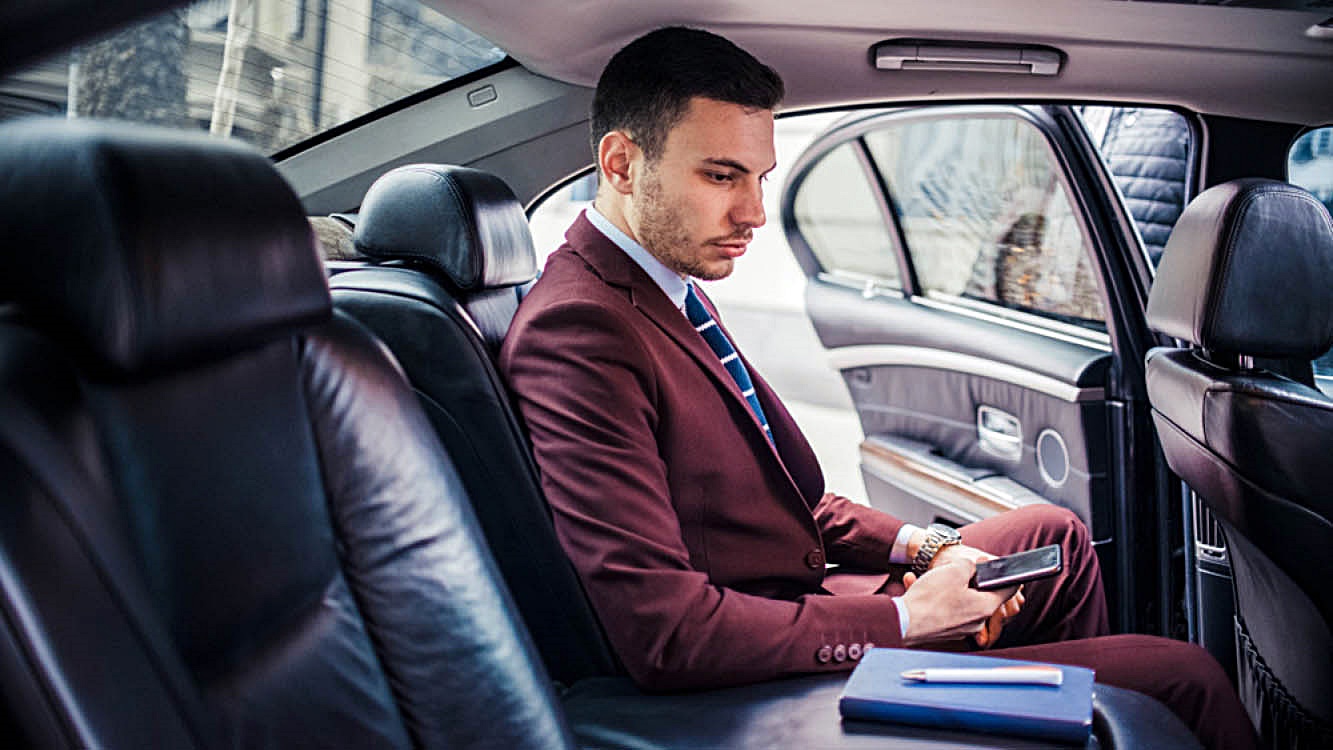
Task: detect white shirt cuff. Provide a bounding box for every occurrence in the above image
[892,596,911,639]
[890,523,922,565]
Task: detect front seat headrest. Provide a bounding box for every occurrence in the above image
[353,164,538,291]
[1146,178,1333,360]
[0,118,330,375]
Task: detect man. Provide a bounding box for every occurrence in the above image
[499,26,1255,750]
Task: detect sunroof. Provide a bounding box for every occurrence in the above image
[0,0,506,154]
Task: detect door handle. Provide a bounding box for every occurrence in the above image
[977,406,1022,461]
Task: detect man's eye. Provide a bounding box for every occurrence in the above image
[704,171,733,183]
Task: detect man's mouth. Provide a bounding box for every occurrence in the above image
[712,233,753,257]
[713,241,749,258]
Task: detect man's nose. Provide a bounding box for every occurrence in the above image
[731,181,766,229]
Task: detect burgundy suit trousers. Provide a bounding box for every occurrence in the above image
[888,505,1256,750]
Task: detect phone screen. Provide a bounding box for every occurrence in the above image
[972,544,1062,590]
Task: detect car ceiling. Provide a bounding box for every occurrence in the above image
[3,1,1329,126]
[434,0,1333,126]
[4,0,1328,213]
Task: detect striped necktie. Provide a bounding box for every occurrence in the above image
[684,283,773,444]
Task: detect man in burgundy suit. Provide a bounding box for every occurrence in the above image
[499,26,1255,750]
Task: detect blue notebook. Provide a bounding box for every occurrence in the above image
[839,648,1094,744]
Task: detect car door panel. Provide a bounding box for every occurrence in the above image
[809,279,1111,532]
[784,105,1122,543]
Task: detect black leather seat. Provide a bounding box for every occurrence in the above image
[0,119,574,749]
[328,164,618,686]
[1144,178,1333,748]
[329,162,1203,750]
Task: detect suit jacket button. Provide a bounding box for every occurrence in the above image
[848,643,863,660]
[816,645,833,664]
[805,549,825,569]
[833,644,847,662]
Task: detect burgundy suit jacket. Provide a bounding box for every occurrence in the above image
[499,213,910,690]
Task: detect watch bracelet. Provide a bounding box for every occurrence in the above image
[911,524,961,575]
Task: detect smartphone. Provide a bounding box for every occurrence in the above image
[970,544,1062,591]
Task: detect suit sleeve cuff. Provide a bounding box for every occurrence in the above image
[892,596,910,639]
[889,523,921,565]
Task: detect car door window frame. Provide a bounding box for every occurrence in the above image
[785,104,1115,351]
[781,116,913,299]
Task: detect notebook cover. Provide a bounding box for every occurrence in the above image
[838,648,1094,744]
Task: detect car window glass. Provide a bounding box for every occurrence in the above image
[0,0,505,155]
[863,114,1106,329]
[791,143,900,287]
[1078,106,1193,267]
[528,172,596,265]
[1288,126,1333,383]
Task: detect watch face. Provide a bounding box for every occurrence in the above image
[930,524,961,542]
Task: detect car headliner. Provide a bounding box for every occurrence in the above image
[436,0,1333,126]
[2,1,1327,126]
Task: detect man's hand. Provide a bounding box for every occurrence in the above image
[926,542,1025,647]
[899,559,1023,647]
[975,585,1025,648]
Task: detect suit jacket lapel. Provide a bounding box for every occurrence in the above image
[564,214,785,461]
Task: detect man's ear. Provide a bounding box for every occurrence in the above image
[598,130,639,195]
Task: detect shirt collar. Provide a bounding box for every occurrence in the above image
[585,206,690,312]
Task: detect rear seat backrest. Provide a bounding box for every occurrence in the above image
[0,120,574,749]
[330,163,620,685]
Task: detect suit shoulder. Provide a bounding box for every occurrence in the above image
[502,252,640,360]
[518,250,634,321]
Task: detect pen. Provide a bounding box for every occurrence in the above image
[900,666,1064,686]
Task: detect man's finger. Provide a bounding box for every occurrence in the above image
[975,608,1005,648]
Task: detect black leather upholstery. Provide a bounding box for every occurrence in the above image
[0,118,330,375]
[354,164,537,351]
[0,120,574,749]
[1146,178,1333,360]
[331,164,618,687]
[355,164,537,289]
[1145,178,1333,747]
[559,675,1201,749]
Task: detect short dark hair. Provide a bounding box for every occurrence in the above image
[591,27,785,161]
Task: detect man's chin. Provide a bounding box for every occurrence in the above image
[691,259,735,282]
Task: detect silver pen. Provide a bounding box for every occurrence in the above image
[900,666,1064,686]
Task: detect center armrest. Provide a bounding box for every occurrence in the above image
[560,673,1201,749]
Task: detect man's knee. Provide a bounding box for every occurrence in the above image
[1101,635,1234,705]
[1011,503,1089,549]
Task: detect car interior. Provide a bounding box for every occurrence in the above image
[0,1,1330,748]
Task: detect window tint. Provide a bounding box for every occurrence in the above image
[1078,106,1193,266]
[1288,126,1333,382]
[791,143,899,287]
[863,114,1105,328]
[0,0,505,154]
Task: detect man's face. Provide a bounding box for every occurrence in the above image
[628,97,776,281]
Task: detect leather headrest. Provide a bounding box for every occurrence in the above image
[0,118,330,374]
[1147,178,1333,359]
[353,164,537,291]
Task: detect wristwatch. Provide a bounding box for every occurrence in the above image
[911,523,962,575]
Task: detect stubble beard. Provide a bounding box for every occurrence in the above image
[635,168,734,281]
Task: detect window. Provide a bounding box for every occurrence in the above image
[790,143,899,289]
[528,172,596,265]
[862,113,1105,329]
[1078,106,1193,266]
[1289,126,1333,384]
[0,0,505,154]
